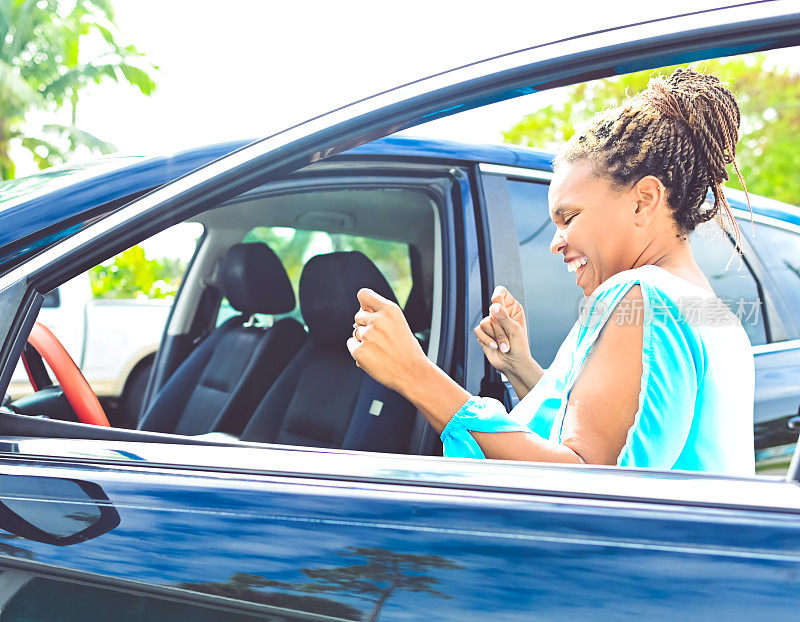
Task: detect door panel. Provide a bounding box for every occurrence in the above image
[1,459,798,621]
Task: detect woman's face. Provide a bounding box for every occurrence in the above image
[548,159,643,296]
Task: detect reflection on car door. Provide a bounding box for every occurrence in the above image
[2,448,800,621]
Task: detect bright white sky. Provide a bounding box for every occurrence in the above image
[18,0,765,171]
[13,0,799,259]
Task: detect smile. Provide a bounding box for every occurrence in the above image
[566,257,588,273]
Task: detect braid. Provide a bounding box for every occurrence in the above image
[557,68,750,246]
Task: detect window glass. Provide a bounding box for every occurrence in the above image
[217,227,412,327]
[690,221,767,346]
[746,222,800,336]
[507,179,586,367]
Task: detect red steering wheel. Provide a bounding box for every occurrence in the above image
[23,322,110,427]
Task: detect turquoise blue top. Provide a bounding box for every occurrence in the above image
[441,265,755,475]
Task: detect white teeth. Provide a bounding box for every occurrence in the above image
[567,257,588,273]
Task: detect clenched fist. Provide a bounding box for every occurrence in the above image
[347,288,429,394]
[475,285,532,375]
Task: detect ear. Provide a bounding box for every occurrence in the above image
[631,175,665,226]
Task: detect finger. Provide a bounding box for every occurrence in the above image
[491,285,509,304]
[474,324,498,350]
[478,316,499,349]
[357,288,391,312]
[354,309,373,326]
[354,324,371,342]
[489,303,512,353]
[346,337,361,363]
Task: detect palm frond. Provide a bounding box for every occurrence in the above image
[42,123,116,154]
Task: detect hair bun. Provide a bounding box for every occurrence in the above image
[644,68,741,179]
[558,66,749,242]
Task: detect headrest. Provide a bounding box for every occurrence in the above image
[299,251,398,347]
[220,243,295,315]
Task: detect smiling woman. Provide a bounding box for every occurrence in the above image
[348,67,756,474]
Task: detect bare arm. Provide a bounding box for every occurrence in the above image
[349,286,643,464]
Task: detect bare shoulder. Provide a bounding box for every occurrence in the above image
[562,284,644,464]
[607,283,645,331]
[580,283,644,387]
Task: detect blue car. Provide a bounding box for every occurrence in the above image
[0,4,800,620]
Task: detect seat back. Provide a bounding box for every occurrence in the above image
[139,243,307,436]
[240,251,417,452]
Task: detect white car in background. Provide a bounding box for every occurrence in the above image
[9,271,171,426]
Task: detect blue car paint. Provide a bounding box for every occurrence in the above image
[0,140,252,269]
[1,453,799,621]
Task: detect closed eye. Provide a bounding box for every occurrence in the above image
[564,215,576,225]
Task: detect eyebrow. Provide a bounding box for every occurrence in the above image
[549,205,571,221]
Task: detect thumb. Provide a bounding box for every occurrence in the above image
[357,288,390,312]
[491,285,509,304]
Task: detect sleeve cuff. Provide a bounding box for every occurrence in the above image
[440,395,532,459]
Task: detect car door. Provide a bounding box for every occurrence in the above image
[735,214,800,470]
[2,442,800,622]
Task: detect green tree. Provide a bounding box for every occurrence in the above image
[245,227,413,305]
[89,245,184,299]
[503,54,800,206]
[0,0,156,178]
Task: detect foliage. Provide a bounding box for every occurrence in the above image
[0,0,156,178]
[245,227,413,305]
[503,54,800,206]
[89,245,184,299]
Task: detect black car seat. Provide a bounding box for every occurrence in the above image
[239,251,418,452]
[138,243,307,436]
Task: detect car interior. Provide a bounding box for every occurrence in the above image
[7,177,446,456]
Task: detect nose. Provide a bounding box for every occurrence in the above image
[550,229,566,255]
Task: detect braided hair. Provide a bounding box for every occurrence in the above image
[556,68,750,243]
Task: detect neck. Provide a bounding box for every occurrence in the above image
[630,230,693,271]
[629,235,710,289]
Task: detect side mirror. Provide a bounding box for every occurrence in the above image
[0,474,120,546]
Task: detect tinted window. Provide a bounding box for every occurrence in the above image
[507,180,581,367]
[690,221,766,346]
[746,222,800,337]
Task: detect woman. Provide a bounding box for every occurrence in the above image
[347,68,755,474]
